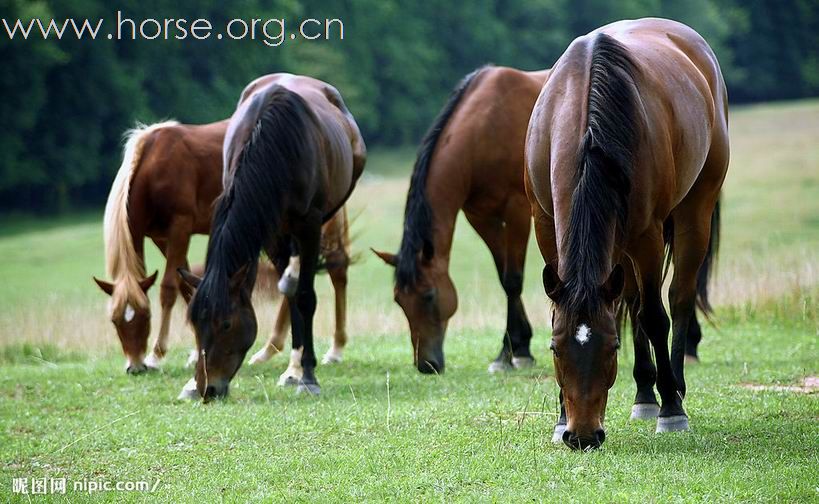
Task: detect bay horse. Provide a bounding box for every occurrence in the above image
[525,18,728,449]
[373,65,550,374]
[93,119,352,375]
[178,73,366,401]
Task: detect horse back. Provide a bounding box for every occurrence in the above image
[129,120,227,236]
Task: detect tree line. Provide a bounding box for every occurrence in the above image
[1,0,817,213]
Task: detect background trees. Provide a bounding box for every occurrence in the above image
[1,0,816,213]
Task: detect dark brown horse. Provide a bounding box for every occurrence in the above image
[179,73,366,400]
[93,119,352,375]
[525,18,728,449]
[374,65,550,374]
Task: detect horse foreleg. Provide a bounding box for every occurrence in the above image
[632,226,685,432]
[147,220,192,368]
[291,218,322,395]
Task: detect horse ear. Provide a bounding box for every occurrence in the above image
[542,264,563,302]
[178,268,202,289]
[140,270,158,292]
[371,248,397,267]
[602,264,625,303]
[94,277,114,296]
[229,263,252,292]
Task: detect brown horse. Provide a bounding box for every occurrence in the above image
[93,119,352,375]
[373,65,550,374]
[525,18,728,449]
[93,120,225,373]
[179,73,365,400]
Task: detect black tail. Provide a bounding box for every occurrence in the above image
[563,34,639,317]
[697,197,721,314]
[396,65,491,289]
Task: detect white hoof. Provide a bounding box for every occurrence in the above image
[249,345,279,365]
[144,352,163,370]
[656,415,690,433]
[177,378,199,400]
[321,346,343,364]
[630,403,660,421]
[488,359,512,374]
[512,356,535,369]
[185,349,198,369]
[277,371,302,387]
[552,423,567,443]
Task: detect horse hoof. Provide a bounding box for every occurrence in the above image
[684,354,700,365]
[177,378,199,400]
[656,415,690,433]
[630,403,660,421]
[487,360,512,374]
[321,350,343,365]
[512,356,535,369]
[552,423,567,443]
[296,382,321,395]
[144,352,163,370]
[185,349,198,369]
[278,375,300,387]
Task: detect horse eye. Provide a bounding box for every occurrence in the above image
[549,340,558,356]
[220,320,232,331]
[421,289,436,303]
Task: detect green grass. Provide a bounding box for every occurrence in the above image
[1,100,818,502]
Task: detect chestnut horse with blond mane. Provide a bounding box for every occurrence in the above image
[526,18,728,449]
[93,116,351,375]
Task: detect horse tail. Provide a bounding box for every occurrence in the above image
[563,34,639,314]
[696,196,721,315]
[396,65,491,289]
[103,120,178,308]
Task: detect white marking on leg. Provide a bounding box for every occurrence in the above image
[144,352,162,369]
[322,344,344,364]
[277,256,300,297]
[575,324,591,346]
[177,377,199,400]
[277,347,304,386]
[185,349,198,368]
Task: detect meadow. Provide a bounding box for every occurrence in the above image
[0,101,817,502]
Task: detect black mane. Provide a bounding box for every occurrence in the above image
[562,34,639,317]
[190,85,318,323]
[396,65,490,289]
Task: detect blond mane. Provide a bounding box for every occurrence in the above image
[103,120,178,315]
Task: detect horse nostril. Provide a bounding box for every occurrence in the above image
[595,429,606,445]
[562,430,581,450]
[205,385,216,398]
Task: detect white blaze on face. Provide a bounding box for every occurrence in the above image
[575,324,591,346]
[124,304,135,323]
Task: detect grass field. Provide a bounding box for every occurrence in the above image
[1,101,818,502]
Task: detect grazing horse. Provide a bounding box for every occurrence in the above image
[525,18,728,449]
[94,119,352,374]
[94,120,225,373]
[178,73,365,401]
[374,65,550,374]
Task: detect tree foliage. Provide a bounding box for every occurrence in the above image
[1,0,816,212]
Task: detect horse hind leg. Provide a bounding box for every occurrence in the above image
[249,298,291,365]
[322,251,348,364]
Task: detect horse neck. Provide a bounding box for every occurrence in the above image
[425,167,469,271]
